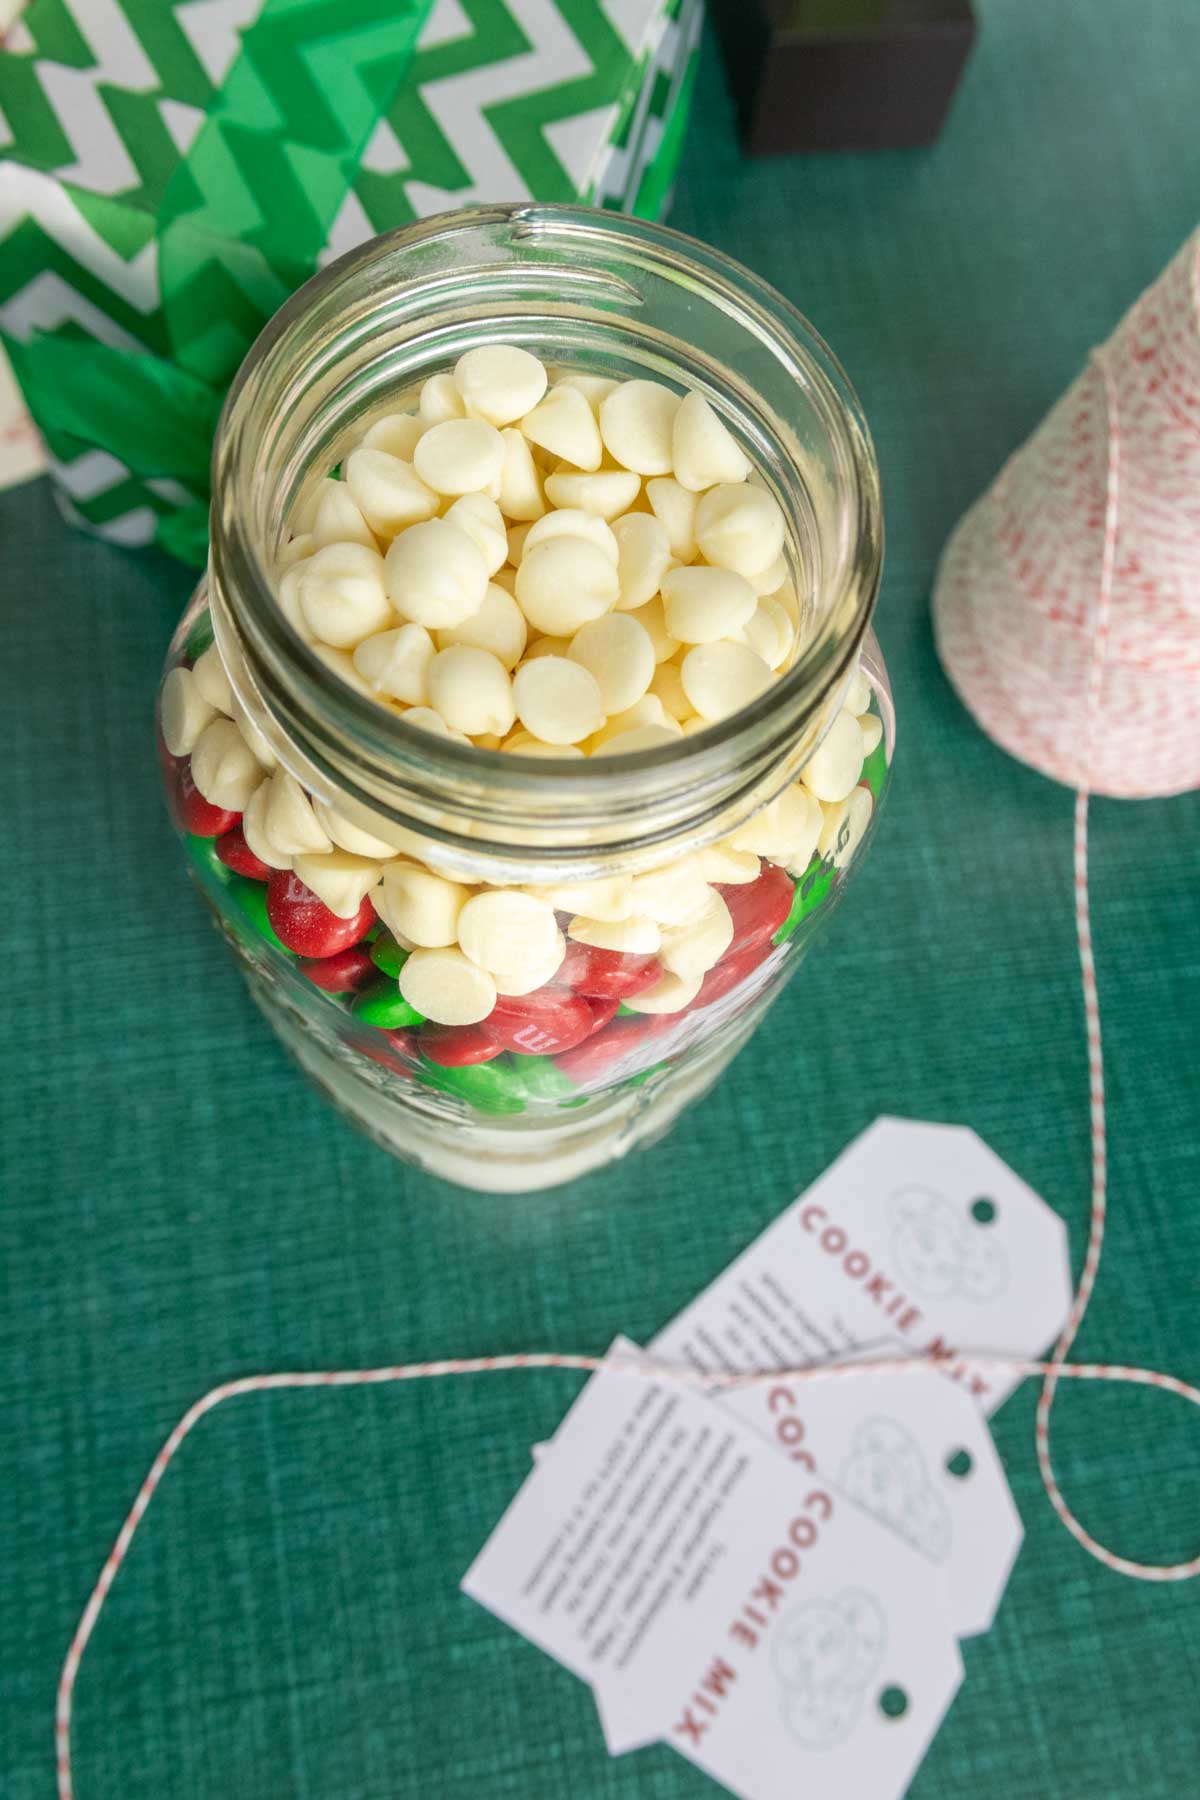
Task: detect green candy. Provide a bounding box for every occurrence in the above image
[227,876,293,955]
[369,935,408,978]
[183,614,215,660]
[623,1059,668,1090]
[415,1058,525,1116]
[185,831,233,887]
[352,981,424,1029]
[774,856,836,946]
[501,1054,577,1103]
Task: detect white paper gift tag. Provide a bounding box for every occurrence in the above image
[655,1334,1023,1639]
[656,1117,1072,1413]
[464,1345,963,1796]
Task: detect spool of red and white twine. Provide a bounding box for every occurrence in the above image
[55,236,1200,1798]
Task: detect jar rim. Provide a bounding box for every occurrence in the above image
[210,202,883,864]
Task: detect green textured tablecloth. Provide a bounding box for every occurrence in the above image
[3,4,1199,1795]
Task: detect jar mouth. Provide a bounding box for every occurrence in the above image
[210,203,882,868]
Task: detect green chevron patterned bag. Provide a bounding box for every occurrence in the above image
[0,0,701,563]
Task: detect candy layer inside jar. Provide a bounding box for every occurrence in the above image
[161,347,885,1112]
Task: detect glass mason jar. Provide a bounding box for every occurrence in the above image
[157,205,891,1192]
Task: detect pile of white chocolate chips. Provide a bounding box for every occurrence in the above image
[161,347,882,1068]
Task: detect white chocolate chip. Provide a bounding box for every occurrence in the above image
[413,418,505,497]
[400,946,496,1025]
[503,735,585,760]
[543,469,641,520]
[312,644,378,699]
[670,391,751,492]
[589,695,675,747]
[736,596,793,670]
[662,565,757,644]
[293,850,382,919]
[530,874,634,921]
[611,511,673,611]
[457,889,560,984]
[427,645,516,738]
[523,507,619,565]
[699,842,761,884]
[361,412,426,460]
[568,914,661,955]
[299,541,394,648]
[161,665,217,756]
[381,862,470,947]
[189,718,263,811]
[625,595,681,664]
[648,659,693,722]
[512,655,606,745]
[312,478,377,550]
[798,711,865,803]
[229,693,278,772]
[264,769,333,856]
[454,345,547,426]
[623,969,703,1014]
[520,634,573,661]
[680,641,773,721]
[400,706,472,745]
[749,552,788,598]
[191,644,233,715]
[591,723,682,756]
[242,781,293,869]
[418,373,465,423]
[858,711,883,756]
[344,449,438,537]
[278,562,316,641]
[599,379,680,476]
[520,383,603,470]
[630,858,713,926]
[444,493,508,576]
[313,798,410,859]
[384,518,488,629]
[728,785,821,862]
[436,582,527,670]
[491,931,567,995]
[496,429,547,521]
[515,536,619,636]
[568,613,655,715]
[817,786,874,870]
[845,667,873,714]
[694,482,786,577]
[553,372,619,412]
[659,888,734,978]
[279,533,314,570]
[352,623,436,704]
[645,477,698,560]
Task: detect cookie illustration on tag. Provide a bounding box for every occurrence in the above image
[887,1186,1008,1302]
[773,1589,886,1747]
[838,1417,952,1561]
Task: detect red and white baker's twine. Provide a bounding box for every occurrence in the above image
[57,257,1200,1793]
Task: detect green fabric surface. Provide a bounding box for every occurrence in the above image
[3,2,1200,1794]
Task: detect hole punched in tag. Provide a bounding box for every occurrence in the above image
[944,1448,973,1480]
[878,1685,909,1721]
[970,1197,997,1225]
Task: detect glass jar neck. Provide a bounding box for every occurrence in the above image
[207,204,882,882]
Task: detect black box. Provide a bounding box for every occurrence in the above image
[713,0,977,155]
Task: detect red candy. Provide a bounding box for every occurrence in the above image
[359,1028,416,1074]
[717,863,794,957]
[418,1024,505,1067]
[555,1018,658,1085]
[554,938,664,1001]
[583,996,620,1036]
[265,870,375,957]
[483,986,596,1056]
[177,759,241,838]
[694,933,777,1010]
[300,947,377,993]
[216,825,271,881]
